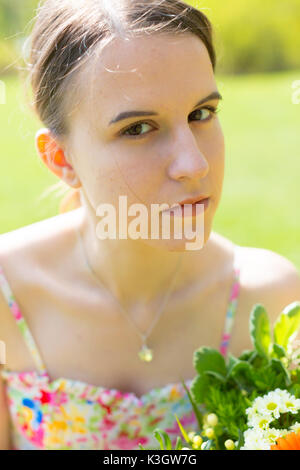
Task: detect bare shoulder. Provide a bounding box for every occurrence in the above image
[227,245,300,355]
[0,209,82,369]
[239,246,300,295]
[0,208,83,266]
[238,245,300,323]
[0,207,83,310]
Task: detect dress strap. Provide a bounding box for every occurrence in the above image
[219,245,241,359]
[0,265,48,376]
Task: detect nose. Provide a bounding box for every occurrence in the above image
[167,130,209,182]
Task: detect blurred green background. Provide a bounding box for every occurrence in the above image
[0,0,299,270]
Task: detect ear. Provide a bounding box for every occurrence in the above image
[35,128,81,189]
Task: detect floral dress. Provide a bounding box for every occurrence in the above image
[0,249,241,450]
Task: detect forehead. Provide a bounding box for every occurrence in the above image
[69,33,216,130]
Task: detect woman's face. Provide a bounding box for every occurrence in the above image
[61,32,225,249]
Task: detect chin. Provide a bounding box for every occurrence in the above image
[141,225,212,253]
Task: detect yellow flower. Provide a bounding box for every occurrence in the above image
[224,439,235,450]
[169,386,182,400]
[188,431,196,442]
[192,435,203,448]
[206,413,218,427]
[204,428,215,439]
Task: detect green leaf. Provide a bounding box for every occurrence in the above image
[272,343,286,359]
[238,350,258,363]
[138,443,146,450]
[273,301,300,350]
[205,370,227,383]
[228,360,256,393]
[229,360,254,380]
[190,374,211,404]
[174,414,190,444]
[153,429,172,450]
[227,353,239,373]
[181,378,204,428]
[153,429,164,450]
[236,428,245,450]
[227,355,246,378]
[175,436,183,450]
[289,383,300,399]
[249,304,272,357]
[269,358,292,387]
[193,347,227,377]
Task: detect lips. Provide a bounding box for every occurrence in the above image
[161,196,210,217]
[178,195,209,206]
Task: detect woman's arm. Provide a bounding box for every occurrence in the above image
[250,249,300,325]
[0,365,11,450]
[230,248,300,355]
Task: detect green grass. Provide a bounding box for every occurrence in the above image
[213,70,300,270]
[0,70,299,271]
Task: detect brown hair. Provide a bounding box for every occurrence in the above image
[26,0,216,213]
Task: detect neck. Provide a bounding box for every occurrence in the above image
[75,199,218,311]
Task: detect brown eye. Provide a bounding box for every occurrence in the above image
[120,106,219,140]
[189,107,217,121]
[122,122,153,138]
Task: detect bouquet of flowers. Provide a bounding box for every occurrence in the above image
[139,301,300,450]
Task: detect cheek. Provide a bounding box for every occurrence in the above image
[213,130,225,175]
[88,152,156,208]
[211,128,225,186]
[200,123,225,197]
[198,120,225,168]
[211,125,225,201]
[210,120,225,160]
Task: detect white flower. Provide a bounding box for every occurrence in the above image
[263,427,286,444]
[241,390,300,450]
[269,388,300,413]
[280,396,300,414]
[264,391,284,417]
[241,427,288,450]
[248,389,300,420]
[289,422,300,433]
[248,396,266,416]
[240,428,271,450]
[247,413,272,430]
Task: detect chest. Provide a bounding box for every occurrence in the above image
[6,268,240,398]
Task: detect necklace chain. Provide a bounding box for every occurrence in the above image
[76,226,184,362]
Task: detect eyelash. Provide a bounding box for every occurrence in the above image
[119,105,220,139]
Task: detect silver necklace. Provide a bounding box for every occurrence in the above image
[76,227,184,363]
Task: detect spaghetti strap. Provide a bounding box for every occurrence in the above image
[219,245,241,358]
[0,265,48,376]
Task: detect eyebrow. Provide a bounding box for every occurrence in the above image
[108,91,222,126]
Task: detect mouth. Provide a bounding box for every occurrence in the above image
[178,195,210,206]
[162,196,211,217]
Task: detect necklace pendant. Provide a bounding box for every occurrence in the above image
[138,344,153,362]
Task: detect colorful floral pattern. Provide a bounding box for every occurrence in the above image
[0,260,240,450]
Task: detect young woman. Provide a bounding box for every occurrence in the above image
[0,0,299,450]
